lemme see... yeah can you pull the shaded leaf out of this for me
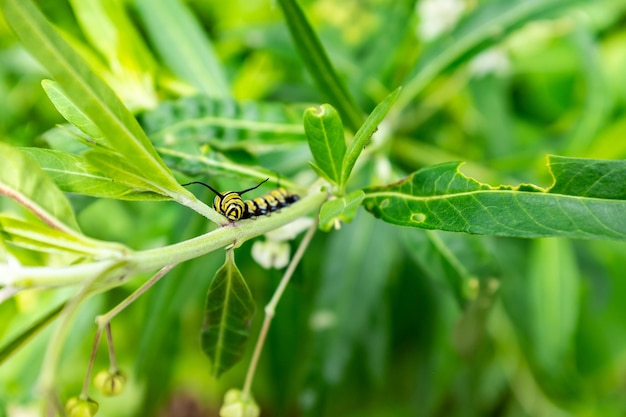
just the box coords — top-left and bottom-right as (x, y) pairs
(527, 238), (580, 375)
(276, 0), (363, 131)
(0, 143), (79, 232)
(318, 190), (364, 232)
(304, 104), (346, 185)
(137, 95), (307, 148)
(201, 250), (255, 377)
(397, 0), (587, 110)
(363, 156), (626, 240)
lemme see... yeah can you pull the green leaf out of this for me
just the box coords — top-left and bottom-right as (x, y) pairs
(304, 104), (346, 185)
(318, 190), (364, 232)
(363, 156), (626, 240)
(396, 0), (585, 111)
(138, 95), (307, 148)
(2, 0), (179, 193)
(134, 0), (230, 98)
(21, 148), (169, 201)
(308, 214), (398, 384)
(527, 238), (579, 376)
(84, 150), (166, 191)
(41, 80), (103, 139)
(0, 143), (79, 232)
(0, 302), (65, 366)
(341, 88), (401, 191)
(0, 214), (126, 257)
(201, 250), (255, 378)
(276, 0), (363, 132)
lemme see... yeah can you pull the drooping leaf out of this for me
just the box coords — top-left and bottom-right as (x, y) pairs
(201, 250), (256, 377)
(134, 0), (230, 98)
(21, 148), (169, 201)
(341, 88), (401, 191)
(304, 104), (346, 185)
(363, 156), (626, 240)
(318, 190), (364, 232)
(0, 143), (79, 232)
(276, 0), (363, 132)
(2, 0), (180, 194)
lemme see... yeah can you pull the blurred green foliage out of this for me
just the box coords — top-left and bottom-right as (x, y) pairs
(2, 0), (626, 416)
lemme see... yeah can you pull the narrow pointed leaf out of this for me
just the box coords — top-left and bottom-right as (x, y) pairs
(201, 251), (255, 377)
(3, 0), (180, 193)
(341, 88), (401, 190)
(0, 302), (65, 365)
(277, 0), (363, 131)
(21, 148), (168, 201)
(134, 0), (229, 98)
(41, 80), (103, 138)
(0, 143), (79, 232)
(304, 104), (346, 185)
(0, 215), (126, 257)
(363, 156), (626, 240)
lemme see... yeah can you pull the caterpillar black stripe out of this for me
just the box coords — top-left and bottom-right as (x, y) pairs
(182, 178), (300, 222)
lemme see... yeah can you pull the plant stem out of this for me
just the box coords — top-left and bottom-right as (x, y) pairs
(95, 264), (176, 327)
(81, 327), (103, 398)
(105, 323), (118, 372)
(241, 214), (320, 399)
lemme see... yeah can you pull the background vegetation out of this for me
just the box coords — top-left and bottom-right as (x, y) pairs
(1, 0), (626, 416)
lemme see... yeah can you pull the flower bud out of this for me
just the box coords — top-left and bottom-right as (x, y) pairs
(219, 389), (260, 417)
(65, 397), (99, 417)
(94, 369), (126, 396)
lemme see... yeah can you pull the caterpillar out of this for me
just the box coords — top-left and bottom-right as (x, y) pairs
(182, 178), (300, 222)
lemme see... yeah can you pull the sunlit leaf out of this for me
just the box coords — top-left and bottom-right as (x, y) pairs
(363, 156), (626, 240)
(21, 148), (169, 201)
(341, 88), (400, 191)
(201, 250), (255, 378)
(304, 104), (346, 185)
(2, 0), (180, 193)
(134, 0), (230, 98)
(41, 80), (103, 139)
(0, 143), (79, 232)
(0, 302), (65, 366)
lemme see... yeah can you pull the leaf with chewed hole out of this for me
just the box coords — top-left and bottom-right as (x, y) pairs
(201, 250), (256, 377)
(363, 156), (626, 240)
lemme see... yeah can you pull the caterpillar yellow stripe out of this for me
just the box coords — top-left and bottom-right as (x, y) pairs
(183, 178), (300, 222)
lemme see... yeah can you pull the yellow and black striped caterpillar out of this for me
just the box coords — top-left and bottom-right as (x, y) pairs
(183, 178), (300, 222)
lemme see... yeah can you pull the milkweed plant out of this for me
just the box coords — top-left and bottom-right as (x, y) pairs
(2, 0), (626, 416)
